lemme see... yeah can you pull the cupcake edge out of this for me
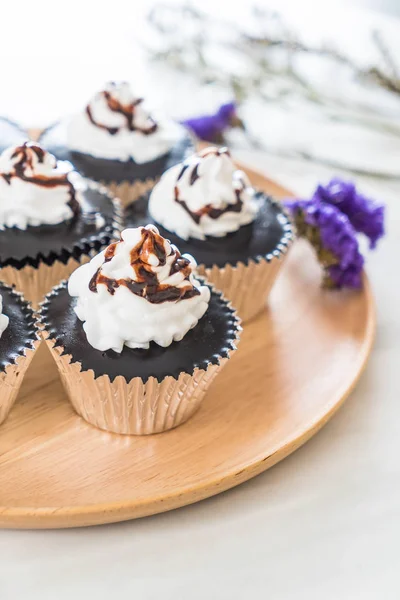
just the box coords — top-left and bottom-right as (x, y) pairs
(0, 283), (40, 425)
(198, 199), (295, 322)
(0, 180), (123, 308)
(37, 281), (241, 435)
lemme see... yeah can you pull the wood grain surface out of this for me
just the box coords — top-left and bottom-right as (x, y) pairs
(0, 168), (375, 529)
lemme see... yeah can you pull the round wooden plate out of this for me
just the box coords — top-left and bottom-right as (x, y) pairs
(0, 167), (375, 529)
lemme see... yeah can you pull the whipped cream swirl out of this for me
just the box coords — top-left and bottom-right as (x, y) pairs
(0, 142), (80, 230)
(0, 295), (9, 338)
(67, 81), (183, 163)
(68, 225), (210, 352)
(149, 147), (257, 240)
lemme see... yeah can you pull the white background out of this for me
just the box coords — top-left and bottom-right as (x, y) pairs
(0, 1), (399, 598)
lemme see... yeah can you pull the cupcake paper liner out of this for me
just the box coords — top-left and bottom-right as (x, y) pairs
(0, 181), (123, 308)
(104, 177), (158, 209)
(44, 340), (225, 434)
(0, 349), (37, 424)
(198, 201), (295, 323)
(38, 282), (241, 435)
(197, 252), (287, 323)
(0, 284), (40, 425)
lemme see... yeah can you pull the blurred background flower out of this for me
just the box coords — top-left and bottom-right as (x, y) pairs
(147, 1), (400, 179)
(181, 102), (243, 144)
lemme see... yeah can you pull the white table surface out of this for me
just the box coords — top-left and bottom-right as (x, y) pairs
(0, 1), (399, 598)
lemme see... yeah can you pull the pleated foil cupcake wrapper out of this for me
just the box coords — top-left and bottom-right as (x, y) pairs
(198, 253), (287, 324)
(198, 203), (295, 323)
(0, 256), (89, 310)
(43, 336), (231, 435)
(0, 283), (40, 425)
(104, 177), (158, 209)
(0, 341), (39, 425)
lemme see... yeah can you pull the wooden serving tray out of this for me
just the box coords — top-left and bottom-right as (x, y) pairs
(0, 167), (375, 528)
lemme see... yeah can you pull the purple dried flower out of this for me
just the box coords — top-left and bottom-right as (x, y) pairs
(285, 177), (385, 290)
(327, 254), (364, 289)
(285, 198), (364, 289)
(181, 102), (242, 144)
(312, 178), (385, 249)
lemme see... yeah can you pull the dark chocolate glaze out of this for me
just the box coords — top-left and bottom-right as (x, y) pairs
(0, 186), (120, 269)
(0, 117), (28, 154)
(125, 191), (293, 268)
(0, 282), (38, 374)
(40, 282), (239, 383)
(38, 122), (194, 184)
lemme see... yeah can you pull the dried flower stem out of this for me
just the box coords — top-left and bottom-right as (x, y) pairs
(147, 3), (400, 179)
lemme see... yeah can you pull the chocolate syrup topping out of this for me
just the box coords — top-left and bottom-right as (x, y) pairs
(2, 142), (80, 217)
(86, 87), (158, 136)
(89, 227), (200, 304)
(174, 147), (246, 225)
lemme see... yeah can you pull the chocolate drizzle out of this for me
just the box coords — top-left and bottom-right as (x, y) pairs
(1, 142), (80, 217)
(86, 83), (158, 136)
(174, 146), (245, 225)
(89, 227), (200, 304)
(189, 163), (200, 185)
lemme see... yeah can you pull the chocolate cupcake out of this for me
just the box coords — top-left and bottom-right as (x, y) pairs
(38, 225), (241, 435)
(0, 117), (27, 153)
(126, 146), (294, 322)
(0, 142), (121, 307)
(39, 81), (194, 209)
(0, 282), (39, 424)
